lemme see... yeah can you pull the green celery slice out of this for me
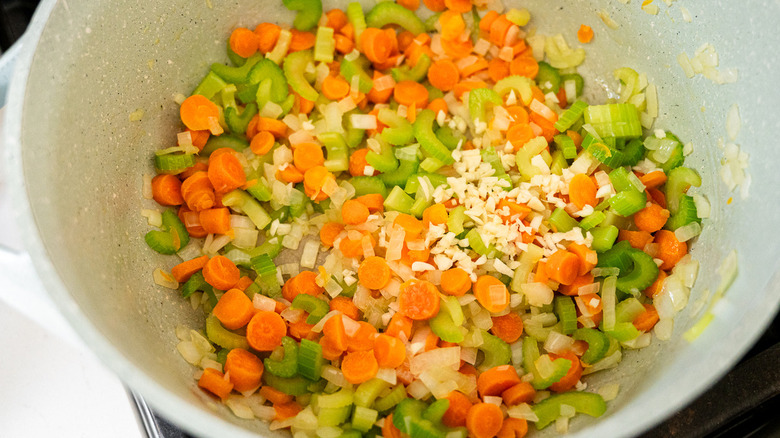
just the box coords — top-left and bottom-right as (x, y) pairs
(365, 1), (425, 34)
(283, 50), (318, 101)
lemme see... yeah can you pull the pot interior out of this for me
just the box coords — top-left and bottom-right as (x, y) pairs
(11, 0), (780, 436)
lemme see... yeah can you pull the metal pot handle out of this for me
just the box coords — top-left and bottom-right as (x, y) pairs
(0, 40), (80, 345)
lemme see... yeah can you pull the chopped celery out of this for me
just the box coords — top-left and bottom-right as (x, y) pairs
(553, 134), (577, 159)
(532, 392), (607, 429)
(404, 173), (448, 194)
(355, 379), (391, 408)
(314, 25), (335, 63)
(281, 0), (322, 31)
(414, 109), (455, 164)
(615, 297), (646, 323)
(478, 330), (511, 371)
(536, 61), (561, 94)
(435, 125), (466, 150)
(318, 405), (352, 427)
(365, 2), (426, 34)
(410, 190), (433, 218)
(608, 189), (647, 216)
(352, 406), (379, 432)
(210, 53), (262, 84)
(297, 339), (324, 381)
(549, 207), (579, 233)
(318, 132), (350, 173)
(264, 336), (299, 378)
(554, 296), (577, 335)
(422, 399), (450, 423)
(584, 103), (643, 139)
(384, 186), (415, 213)
(480, 146), (512, 189)
(378, 108), (415, 146)
(366, 140), (400, 173)
(608, 167), (633, 192)
(292, 293), (330, 324)
(340, 56), (374, 93)
(205, 314), (250, 350)
(373, 385), (407, 412)
(350, 176), (388, 197)
(225, 103), (258, 135)
(666, 195), (700, 230)
(494, 75), (533, 105)
(447, 206), (467, 235)
(144, 209), (189, 255)
(154, 153), (195, 175)
(346, 2), (367, 46)
(345, 124), (366, 149)
(283, 50), (319, 102)
(466, 229), (492, 256)
(264, 373), (315, 396)
(222, 190), (272, 229)
(572, 328), (610, 364)
(597, 242), (659, 293)
(193, 71), (228, 99)
(550, 150), (568, 175)
(560, 73), (584, 98)
(181, 271), (208, 298)
(581, 134), (624, 168)
(579, 211), (606, 231)
(605, 322), (641, 342)
(590, 225), (619, 252)
(621, 138), (645, 166)
(468, 88), (502, 125)
(430, 297), (465, 343)
(522, 338), (570, 390)
(201, 134), (249, 155)
(665, 166), (702, 213)
(419, 157), (444, 173)
(391, 53), (432, 83)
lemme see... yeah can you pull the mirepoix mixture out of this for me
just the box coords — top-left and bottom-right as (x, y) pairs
(142, 0), (704, 436)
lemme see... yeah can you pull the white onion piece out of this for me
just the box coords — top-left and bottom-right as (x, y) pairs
(654, 318), (674, 341)
(153, 268), (179, 289)
(410, 347), (461, 375)
(350, 114), (377, 130)
(543, 331), (575, 354)
(507, 403), (539, 422)
(253, 294), (277, 312)
(674, 222), (702, 242)
(521, 282), (554, 307)
(376, 368), (397, 385)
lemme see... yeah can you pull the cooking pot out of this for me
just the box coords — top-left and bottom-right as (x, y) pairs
(3, 0), (780, 436)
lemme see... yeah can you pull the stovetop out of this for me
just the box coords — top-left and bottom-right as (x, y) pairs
(4, 2), (779, 437)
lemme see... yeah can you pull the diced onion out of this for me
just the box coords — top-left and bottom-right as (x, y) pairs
(520, 282), (553, 307)
(484, 396), (503, 406)
(726, 104), (741, 141)
(674, 222), (702, 242)
(376, 368), (397, 385)
(373, 74), (396, 92)
(654, 318), (674, 341)
(350, 114), (377, 130)
(507, 403), (539, 422)
(253, 294), (277, 312)
(543, 331), (575, 354)
(410, 347), (461, 375)
(153, 268), (179, 289)
(300, 240), (320, 269)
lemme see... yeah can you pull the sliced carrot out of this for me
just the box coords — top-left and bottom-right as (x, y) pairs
(282, 271), (324, 302)
(213, 288), (255, 330)
(545, 250), (581, 286)
(171, 255), (209, 283)
(618, 229), (654, 250)
(199, 207), (232, 235)
(567, 243), (597, 276)
(367, 71), (394, 104)
(427, 98), (449, 118)
(198, 368), (233, 400)
(274, 401), (302, 420)
(361, 27), (393, 64)
(356, 193), (385, 213)
(254, 23), (281, 54)
(548, 351), (583, 393)
(347, 321), (378, 352)
(557, 273), (595, 296)
(334, 33), (355, 54)
(423, 0), (447, 12)
(440, 36), (473, 58)
(359, 256), (392, 290)
(488, 58), (510, 83)
(374, 333), (407, 368)
(342, 199), (371, 225)
(633, 303), (660, 332)
(459, 56), (489, 78)
(259, 386), (293, 405)
(479, 10), (500, 33)
(497, 418), (529, 438)
(338, 231), (375, 258)
(341, 350), (379, 384)
(439, 10), (466, 41)
(496, 199), (531, 224)
(320, 222), (345, 248)
(577, 24), (594, 44)
(302, 165), (334, 199)
(477, 364), (521, 398)
(509, 55), (539, 79)
(474, 275), (510, 313)
(329, 296), (361, 321)
(643, 270), (668, 298)
(234, 276), (254, 292)
(467, 403), (504, 438)
(229, 27), (259, 58)
(208, 149), (247, 194)
(647, 187), (667, 208)
(501, 381), (536, 406)
(566, 129), (583, 147)
(440, 267), (472, 296)
(398, 279), (441, 320)
(445, 0), (473, 13)
(383, 413), (403, 438)
(277, 164), (305, 184)
(322, 75), (351, 100)
(203, 255), (240, 290)
(340, 22), (354, 40)
(639, 170), (668, 189)
(442, 391), (473, 428)
(428, 59), (460, 92)
(506, 123), (535, 150)
(654, 230), (687, 270)
(246, 311), (287, 351)
(398, 0), (420, 10)
(178, 160), (209, 181)
(452, 80), (486, 99)
(421, 204), (447, 227)
(257, 117), (288, 138)
(289, 29), (316, 52)
(322, 315), (348, 353)
(569, 173), (598, 208)
(634, 203), (670, 233)
(385, 312), (414, 340)
(178, 205), (208, 238)
(292, 143), (325, 174)
(151, 174), (184, 206)
(250, 130), (275, 155)
(225, 348), (264, 392)
(394, 213), (424, 239)
(180, 95), (220, 131)
(325, 9), (348, 31)
(490, 312), (524, 343)
(394, 80), (429, 108)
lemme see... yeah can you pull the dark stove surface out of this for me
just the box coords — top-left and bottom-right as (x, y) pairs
(4, 1), (779, 437)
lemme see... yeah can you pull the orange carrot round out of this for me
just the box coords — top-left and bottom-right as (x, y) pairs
(347, 321), (378, 352)
(320, 222), (345, 248)
(618, 229), (654, 250)
(258, 117), (288, 138)
(341, 350), (379, 384)
(374, 333), (407, 368)
(633, 303), (660, 332)
(329, 296), (361, 321)
(187, 129), (210, 150)
(361, 28), (393, 64)
(198, 368), (233, 400)
(577, 24), (594, 44)
(325, 9), (348, 31)
(467, 402), (504, 438)
(213, 288), (255, 330)
(643, 270), (668, 298)
(203, 255), (240, 290)
(569, 173), (597, 209)
(282, 270), (324, 302)
(393, 213), (424, 239)
(477, 364), (521, 398)
(199, 207), (232, 235)
(246, 311), (287, 351)
(488, 58), (510, 83)
(440, 267), (472, 296)
(442, 390), (472, 428)
(334, 33), (355, 54)
(427, 98), (449, 118)
(423, 0), (446, 12)
(422, 203), (448, 227)
(208, 150), (247, 194)
(383, 413), (403, 438)
(225, 348), (264, 392)
(444, 0), (472, 13)
(501, 381), (536, 406)
(342, 199), (370, 225)
(633, 203), (670, 233)
(322, 75), (351, 100)
(274, 401), (302, 420)
(229, 27), (259, 58)
(356, 193), (385, 213)
(250, 130), (275, 155)
(557, 273), (595, 296)
(171, 255), (209, 284)
(474, 275), (510, 313)
(654, 229), (688, 270)
(394, 80), (429, 108)
(359, 256), (392, 290)
(349, 148), (378, 177)
(567, 243), (597, 276)
(497, 418), (529, 438)
(254, 23), (281, 53)
(490, 313), (524, 343)
(289, 29), (316, 52)
(338, 231), (374, 258)
(180, 95), (220, 131)
(548, 351), (583, 393)
(427, 59), (460, 92)
(509, 55), (539, 79)
(507, 123), (535, 150)
(293, 143), (325, 173)
(398, 279), (440, 320)
(259, 386), (293, 405)
(152, 174), (185, 206)
(384, 312), (413, 340)
(545, 250), (581, 286)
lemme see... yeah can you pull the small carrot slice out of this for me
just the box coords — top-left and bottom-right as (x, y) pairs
(180, 95), (220, 131)
(440, 267), (472, 296)
(325, 9), (348, 31)
(383, 413), (403, 438)
(246, 311), (287, 351)
(289, 29), (316, 52)
(329, 296), (361, 321)
(151, 174), (185, 206)
(292, 142), (325, 173)
(341, 350), (379, 384)
(490, 312), (524, 343)
(548, 351), (583, 393)
(213, 288), (255, 330)
(428, 59), (460, 92)
(397, 279), (441, 320)
(569, 173), (598, 209)
(322, 75), (351, 100)
(171, 255), (209, 283)
(557, 273), (595, 296)
(393, 213), (424, 239)
(509, 55), (539, 79)
(360, 28), (393, 64)
(467, 403), (504, 438)
(488, 58), (510, 83)
(259, 386), (293, 404)
(634, 203), (670, 233)
(320, 222), (345, 248)
(198, 368), (233, 400)
(633, 303), (660, 332)
(229, 27), (259, 58)
(250, 130), (275, 155)
(394, 80), (429, 108)
(225, 348), (264, 392)
(282, 271), (324, 302)
(208, 150), (247, 194)
(203, 255), (240, 290)
(545, 250), (581, 286)
(359, 256), (392, 290)
(347, 321), (378, 352)
(342, 199), (370, 225)
(497, 418), (529, 438)
(274, 401), (302, 420)
(474, 275), (510, 313)
(654, 230), (688, 270)
(423, 0), (446, 12)
(254, 23), (281, 54)
(477, 364), (521, 398)
(445, 0), (473, 13)
(199, 207), (232, 235)
(374, 333), (407, 368)
(442, 390), (473, 428)
(257, 117), (288, 138)
(356, 193), (385, 213)
(567, 243), (597, 276)
(501, 381), (536, 406)
(577, 24), (594, 44)
(639, 170), (667, 189)
(385, 312), (414, 340)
